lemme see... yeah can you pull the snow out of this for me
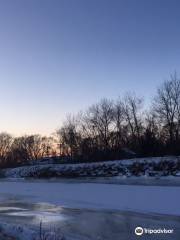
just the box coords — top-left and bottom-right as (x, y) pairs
(175, 171), (180, 176)
(3, 155), (180, 179)
(0, 222), (64, 240)
(0, 181), (179, 216)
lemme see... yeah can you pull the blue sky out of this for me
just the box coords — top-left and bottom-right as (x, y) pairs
(0, 0), (180, 135)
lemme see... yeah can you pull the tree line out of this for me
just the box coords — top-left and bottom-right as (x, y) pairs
(57, 73), (180, 161)
(1, 73), (180, 167)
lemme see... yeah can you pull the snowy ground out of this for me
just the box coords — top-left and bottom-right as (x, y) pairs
(0, 180), (179, 239)
(3, 156), (180, 179)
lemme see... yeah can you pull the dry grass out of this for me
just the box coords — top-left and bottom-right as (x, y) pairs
(37, 221), (65, 240)
(0, 231), (17, 240)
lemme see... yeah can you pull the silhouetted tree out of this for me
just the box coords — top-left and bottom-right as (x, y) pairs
(153, 73), (180, 152)
(123, 93), (144, 150)
(0, 133), (13, 165)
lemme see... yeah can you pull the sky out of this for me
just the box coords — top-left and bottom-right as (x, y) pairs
(0, 0), (180, 135)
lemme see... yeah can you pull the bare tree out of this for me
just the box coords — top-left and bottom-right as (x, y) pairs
(153, 73), (180, 144)
(0, 132), (13, 165)
(85, 98), (114, 151)
(113, 98), (125, 148)
(57, 115), (81, 158)
(11, 135), (53, 163)
(11, 136), (29, 163)
(123, 93), (144, 145)
(26, 135), (54, 160)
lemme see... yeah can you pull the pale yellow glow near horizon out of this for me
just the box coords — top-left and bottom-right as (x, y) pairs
(0, 126), (56, 137)
(0, 118), (63, 137)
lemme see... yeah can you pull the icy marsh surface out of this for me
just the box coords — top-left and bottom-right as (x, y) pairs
(0, 180), (179, 239)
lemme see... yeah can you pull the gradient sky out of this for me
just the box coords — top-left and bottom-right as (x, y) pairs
(0, 0), (180, 135)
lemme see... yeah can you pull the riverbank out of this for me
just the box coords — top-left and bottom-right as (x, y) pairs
(2, 156), (180, 179)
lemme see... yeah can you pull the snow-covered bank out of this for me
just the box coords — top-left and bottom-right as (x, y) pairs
(2, 156), (180, 179)
(0, 181), (179, 216)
